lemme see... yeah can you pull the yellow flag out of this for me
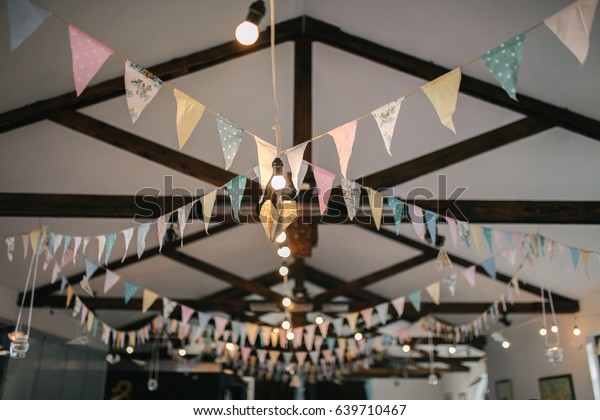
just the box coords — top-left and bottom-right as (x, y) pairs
(66, 285), (74, 308)
(29, 229), (40, 253)
(366, 187), (384, 230)
(426, 282), (441, 305)
(345, 312), (359, 333)
(86, 311), (95, 332)
(200, 190), (217, 234)
(470, 224), (483, 254)
(246, 323), (259, 346)
(173, 89), (205, 150)
(142, 289), (159, 313)
(421, 68), (461, 134)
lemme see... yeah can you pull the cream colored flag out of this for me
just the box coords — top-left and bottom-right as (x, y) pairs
(142, 289), (159, 313)
(426, 282), (441, 305)
(345, 312), (360, 333)
(470, 224), (483, 255)
(545, 0), (598, 64)
(254, 136), (278, 189)
(420, 68), (461, 134)
(173, 89), (205, 150)
(366, 187), (384, 230)
(200, 190), (217, 234)
(66, 285), (75, 308)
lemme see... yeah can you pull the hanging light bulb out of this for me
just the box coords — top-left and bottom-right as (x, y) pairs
(286, 330), (295, 341)
(279, 263), (289, 276)
(275, 232), (287, 244)
(270, 157), (286, 191)
(281, 296), (292, 308)
(573, 325), (581, 336)
(277, 246), (291, 258)
(315, 315), (324, 325)
(178, 348), (187, 357)
(551, 324), (559, 333)
(126, 346), (134, 354)
(354, 332), (363, 341)
(448, 345), (457, 355)
(501, 340), (510, 349)
(427, 373), (439, 386)
(402, 344), (411, 353)
(545, 345), (564, 365)
(539, 326), (548, 336)
(281, 319), (291, 330)
(235, 0), (265, 46)
(225, 342), (235, 351)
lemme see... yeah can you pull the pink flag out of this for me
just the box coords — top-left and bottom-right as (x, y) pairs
(445, 216), (458, 247)
(391, 296), (405, 318)
(360, 307), (374, 329)
(296, 351), (307, 373)
(181, 305), (195, 325)
(293, 326), (304, 348)
(68, 25), (113, 96)
(241, 347), (252, 364)
(313, 336), (324, 352)
(329, 120), (357, 178)
(303, 325), (316, 351)
(104, 269), (121, 293)
(80, 305), (88, 326)
(313, 165), (336, 215)
(462, 265), (476, 287)
(21, 233), (29, 259)
(260, 326), (273, 347)
(157, 214), (169, 252)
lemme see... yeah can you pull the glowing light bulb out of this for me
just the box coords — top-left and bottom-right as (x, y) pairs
(273, 328), (279, 334)
(270, 175), (286, 191)
(573, 326), (581, 336)
(178, 348), (187, 357)
(354, 332), (363, 341)
(448, 345), (456, 355)
(126, 346), (134, 354)
(315, 316), (324, 325)
(551, 324), (559, 333)
(282, 297), (292, 308)
(539, 326), (547, 336)
(402, 344), (411, 353)
(235, 21), (259, 45)
(277, 246), (291, 258)
(281, 320), (291, 330)
(427, 374), (438, 386)
(225, 342), (235, 351)
(501, 340), (510, 349)
(279, 265), (289, 276)
(286, 331), (295, 341)
(275, 232), (287, 244)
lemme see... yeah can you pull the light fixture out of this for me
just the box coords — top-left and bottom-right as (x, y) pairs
(279, 263), (289, 277)
(545, 345), (564, 365)
(281, 296), (292, 308)
(178, 348), (187, 357)
(277, 246), (291, 258)
(427, 373), (439, 386)
(573, 325), (581, 336)
(275, 231), (287, 244)
(315, 315), (324, 325)
(501, 340), (510, 349)
(286, 330), (295, 341)
(126, 346), (134, 354)
(270, 157), (286, 191)
(539, 326), (548, 336)
(402, 344), (411, 353)
(281, 319), (291, 330)
(448, 345), (457, 355)
(235, 0), (266, 46)
(551, 324), (559, 333)
(225, 342), (235, 351)
(354, 332), (363, 341)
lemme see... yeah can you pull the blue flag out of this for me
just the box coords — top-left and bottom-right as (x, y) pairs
(483, 227), (493, 253)
(424, 211), (437, 244)
(216, 115), (244, 170)
(570, 247), (580, 270)
(104, 232), (117, 265)
(481, 256), (496, 279)
(84, 258), (100, 279)
(123, 281), (139, 304)
(226, 174), (247, 221)
(408, 290), (422, 312)
(480, 32), (526, 100)
(387, 197), (405, 236)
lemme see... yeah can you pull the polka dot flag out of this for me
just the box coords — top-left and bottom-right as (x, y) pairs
(480, 32), (527, 101)
(216, 115), (244, 170)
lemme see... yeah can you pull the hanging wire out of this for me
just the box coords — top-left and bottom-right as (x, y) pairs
(14, 230), (44, 339)
(269, 0), (282, 154)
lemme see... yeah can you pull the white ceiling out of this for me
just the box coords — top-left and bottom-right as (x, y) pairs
(0, 0), (599, 337)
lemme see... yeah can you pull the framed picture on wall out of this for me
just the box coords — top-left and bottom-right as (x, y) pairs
(495, 379), (513, 400)
(538, 374), (575, 400)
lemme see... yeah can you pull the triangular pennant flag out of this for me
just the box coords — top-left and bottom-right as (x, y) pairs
(581, 250), (591, 275)
(481, 256), (496, 279)
(84, 258), (100, 279)
(254, 136), (278, 190)
(136, 223), (150, 259)
(173, 89), (205, 149)
(162, 297), (176, 319)
(365, 187), (384, 230)
(480, 33), (526, 100)
(387, 197), (405, 236)
(256, 349), (267, 365)
(337, 338), (347, 355)
(326, 337), (336, 352)
(345, 312), (359, 333)
(443, 274), (458, 297)
(216, 115), (244, 170)
(51, 262), (61, 284)
(332, 318), (344, 336)
(198, 312), (212, 329)
(103, 270), (121, 294)
(157, 214), (170, 253)
(29, 229), (40, 253)
(482, 227), (494, 253)
(445, 216), (458, 247)
(511, 274), (521, 295)
(121, 228), (134, 262)
(178, 203), (193, 246)
(52, 233), (62, 255)
(426, 282), (441, 305)
(412, 206), (426, 240)
(61, 276), (68, 293)
(80, 276), (94, 297)
(318, 320), (330, 338)
(226, 175), (247, 221)
(7, 0), (51, 51)
(180, 305), (195, 325)
(420, 68), (462, 133)
(200, 190), (217, 234)
(303, 325), (316, 352)
(371, 97), (404, 156)
(375, 302), (389, 325)
(125, 60), (162, 123)
(65, 285), (75, 308)
(285, 142), (309, 191)
(260, 325), (273, 346)
(391, 296), (405, 318)
(123, 281), (138, 304)
(68, 25), (113, 96)
(313, 165), (336, 215)
(21, 233), (29, 258)
(142, 289), (159, 313)
(408, 290), (421, 312)
(570, 246), (580, 269)
(246, 323), (259, 346)
(424, 211), (437, 244)
(545, 0), (598, 64)
(79, 304), (88, 325)
(241, 347), (252, 364)
(329, 120), (357, 178)
(360, 308), (374, 330)
(268, 350), (280, 364)
(314, 336), (324, 352)
(341, 179), (361, 221)
(470, 225), (483, 254)
(309, 351), (320, 365)
(214, 316), (229, 340)
(82, 236), (91, 255)
(435, 248), (453, 270)
(5, 235), (15, 262)
(104, 232), (117, 265)
(62, 235), (72, 259)
(293, 327), (304, 348)
(462, 265), (476, 287)
(295, 351), (307, 371)
(96, 235), (106, 264)
(504, 248), (518, 267)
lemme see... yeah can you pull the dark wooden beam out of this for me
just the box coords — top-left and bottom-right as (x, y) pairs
(307, 17), (600, 141)
(362, 117), (555, 189)
(294, 21), (313, 161)
(355, 224), (579, 311)
(0, 18), (303, 134)
(350, 366), (469, 377)
(201, 270), (284, 301)
(312, 253), (434, 303)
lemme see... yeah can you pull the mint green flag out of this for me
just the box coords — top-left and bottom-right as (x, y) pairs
(480, 33), (526, 100)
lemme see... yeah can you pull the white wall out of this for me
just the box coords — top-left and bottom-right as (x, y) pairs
(486, 291), (600, 400)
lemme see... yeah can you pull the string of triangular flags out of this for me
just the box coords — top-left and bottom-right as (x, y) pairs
(7, 0), (598, 172)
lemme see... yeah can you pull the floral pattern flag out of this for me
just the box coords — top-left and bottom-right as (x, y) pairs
(329, 120), (358, 178)
(125, 60), (162, 123)
(216, 115), (244, 170)
(5, 236), (14, 262)
(68, 25), (113, 96)
(371, 97), (404, 156)
(480, 33), (526, 100)
(341, 178), (361, 221)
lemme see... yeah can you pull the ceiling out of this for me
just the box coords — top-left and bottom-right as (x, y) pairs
(0, 0), (599, 366)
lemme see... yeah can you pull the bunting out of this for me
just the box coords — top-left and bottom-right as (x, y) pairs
(366, 187), (384, 230)
(443, 274), (457, 297)
(420, 68), (461, 133)
(313, 165), (336, 215)
(216, 115), (244, 170)
(375, 302), (389, 325)
(68, 25), (113, 96)
(360, 307), (374, 329)
(123, 281), (138, 304)
(570, 246), (580, 269)
(426, 282), (441, 305)
(104, 269), (121, 294)
(80, 276), (94, 297)
(121, 228), (134, 262)
(7, 0), (51, 51)
(200, 190), (217, 234)
(180, 305), (195, 325)
(178, 203), (193, 246)
(481, 33), (526, 100)
(371, 97), (404, 156)
(226, 174), (247, 221)
(482, 256), (496, 279)
(341, 179), (361, 221)
(162, 297), (177, 319)
(462, 265), (476, 287)
(84, 258), (99, 279)
(285, 142), (309, 191)
(329, 120), (358, 178)
(387, 197), (405, 236)
(424, 211), (437, 244)
(390, 296), (405, 318)
(254, 136), (278, 190)
(125, 60), (162, 123)
(136, 223), (150, 258)
(104, 232), (117, 265)
(173, 89), (206, 149)
(345, 312), (359, 333)
(408, 290), (421, 312)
